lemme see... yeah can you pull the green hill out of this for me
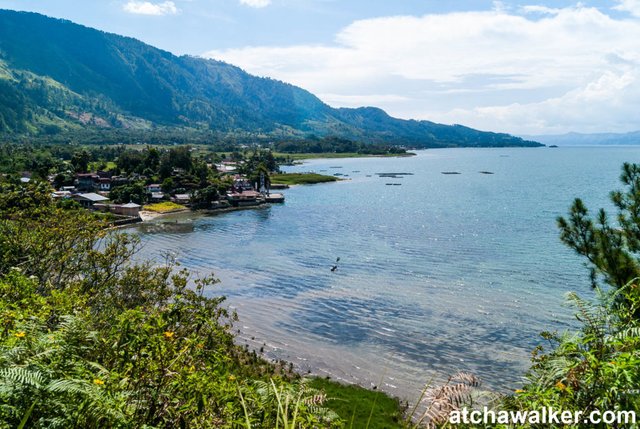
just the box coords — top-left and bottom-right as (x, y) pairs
(0, 9), (541, 148)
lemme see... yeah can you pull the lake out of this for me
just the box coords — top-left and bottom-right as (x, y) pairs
(128, 146), (640, 399)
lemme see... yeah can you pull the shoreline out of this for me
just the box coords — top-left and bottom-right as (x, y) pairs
(276, 151), (417, 163)
(137, 203), (274, 223)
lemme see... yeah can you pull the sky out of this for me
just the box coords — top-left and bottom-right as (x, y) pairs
(0, 0), (639, 135)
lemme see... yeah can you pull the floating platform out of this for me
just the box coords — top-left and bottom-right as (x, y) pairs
(265, 193), (285, 203)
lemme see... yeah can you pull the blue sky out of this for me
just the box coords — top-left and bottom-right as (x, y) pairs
(0, 0), (639, 135)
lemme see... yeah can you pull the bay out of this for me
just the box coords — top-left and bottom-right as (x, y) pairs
(128, 146), (640, 399)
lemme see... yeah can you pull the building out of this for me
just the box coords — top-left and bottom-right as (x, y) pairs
(98, 177), (111, 191)
(111, 176), (129, 188)
(51, 190), (72, 199)
(150, 192), (165, 202)
(147, 184), (162, 193)
(76, 174), (99, 192)
(72, 192), (109, 209)
(226, 190), (263, 207)
(172, 194), (191, 205)
(107, 202), (142, 217)
(232, 175), (254, 192)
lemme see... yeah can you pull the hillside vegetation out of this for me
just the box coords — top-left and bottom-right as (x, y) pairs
(0, 9), (541, 148)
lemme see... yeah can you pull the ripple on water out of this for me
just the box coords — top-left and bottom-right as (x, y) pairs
(129, 147), (640, 398)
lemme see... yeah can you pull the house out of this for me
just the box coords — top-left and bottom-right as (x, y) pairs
(98, 178), (111, 191)
(147, 184), (162, 193)
(215, 163), (237, 174)
(111, 176), (129, 188)
(72, 192), (109, 209)
(20, 172), (32, 183)
(232, 175), (254, 192)
(226, 190), (263, 207)
(76, 174), (99, 192)
(105, 202), (142, 217)
(51, 190), (72, 199)
(172, 194), (191, 204)
(150, 192), (165, 202)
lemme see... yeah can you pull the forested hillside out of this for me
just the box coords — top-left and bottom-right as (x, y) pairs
(0, 10), (541, 148)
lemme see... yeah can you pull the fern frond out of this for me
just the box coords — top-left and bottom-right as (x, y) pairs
(0, 367), (46, 388)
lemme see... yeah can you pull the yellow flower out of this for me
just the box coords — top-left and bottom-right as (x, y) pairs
(14, 331), (25, 338)
(555, 381), (567, 391)
(163, 331), (175, 339)
(189, 365), (196, 372)
(515, 389), (525, 394)
(228, 375), (236, 382)
(93, 379), (105, 386)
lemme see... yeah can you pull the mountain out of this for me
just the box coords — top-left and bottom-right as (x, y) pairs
(522, 132), (640, 146)
(0, 9), (541, 148)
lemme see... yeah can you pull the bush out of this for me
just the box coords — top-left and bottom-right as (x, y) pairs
(0, 183), (343, 428)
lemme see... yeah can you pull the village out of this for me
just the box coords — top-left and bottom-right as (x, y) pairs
(24, 146), (287, 225)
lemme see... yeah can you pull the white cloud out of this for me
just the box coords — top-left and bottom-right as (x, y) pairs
(614, 0), (640, 17)
(123, 1), (179, 16)
(239, 0), (271, 8)
(427, 69), (640, 135)
(204, 4), (640, 134)
(521, 5), (561, 15)
(317, 93), (410, 108)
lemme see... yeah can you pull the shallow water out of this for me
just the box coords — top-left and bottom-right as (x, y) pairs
(129, 147), (640, 399)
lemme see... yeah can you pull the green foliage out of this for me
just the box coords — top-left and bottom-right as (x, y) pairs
(239, 379), (342, 428)
(496, 286), (640, 429)
(0, 182), (345, 427)
(71, 149), (91, 173)
(558, 162), (640, 295)
(191, 186), (222, 209)
(310, 378), (405, 429)
(238, 149), (278, 175)
(273, 137), (409, 155)
(108, 182), (146, 204)
(457, 163), (640, 429)
(270, 173), (340, 185)
(0, 10), (541, 148)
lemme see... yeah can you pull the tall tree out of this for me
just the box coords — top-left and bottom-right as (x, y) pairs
(558, 162), (640, 299)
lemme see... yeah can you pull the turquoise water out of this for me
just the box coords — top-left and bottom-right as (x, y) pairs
(130, 147), (640, 398)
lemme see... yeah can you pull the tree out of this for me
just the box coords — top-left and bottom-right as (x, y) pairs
(70, 149), (91, 173)
(191, 185), (219, 209)
(116, 149), (145, 174)
(493, 163), (640, 429)
(0, 181), (341, 428)
(109, 182), (146, 204)
(558, 162), (640, 295)
(143, 146), (160, 171)
(161, 177), (174, 194)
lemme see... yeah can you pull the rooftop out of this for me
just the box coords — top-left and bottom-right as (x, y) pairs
(75, 193), (109, 202)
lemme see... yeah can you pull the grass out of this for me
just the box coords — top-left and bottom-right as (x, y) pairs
(309, 378), (405, 429)
(142, 201), (187, 213)
(270, 173), (340, 185)
(88, 161), (117, 171)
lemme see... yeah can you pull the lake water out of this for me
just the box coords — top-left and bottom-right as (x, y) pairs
(129, 147), (640, 399)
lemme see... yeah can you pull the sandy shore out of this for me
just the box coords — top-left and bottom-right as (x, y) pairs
(138, 208), (190, 221)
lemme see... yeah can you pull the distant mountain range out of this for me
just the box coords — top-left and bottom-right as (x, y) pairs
(0, 9), (541, 148)
(521, 132), (640, 146)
